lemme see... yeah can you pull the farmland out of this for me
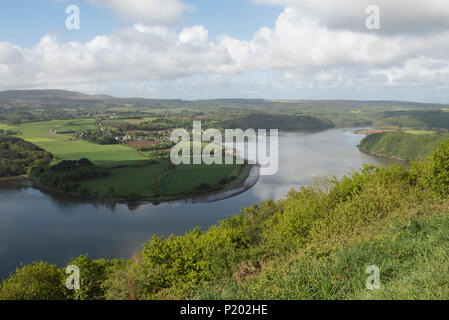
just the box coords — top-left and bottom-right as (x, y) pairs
(0, 118), (253, 201)
(159, 164), (242, 195)
(0, 120), (144, 168)
(82, 162), (247, 199)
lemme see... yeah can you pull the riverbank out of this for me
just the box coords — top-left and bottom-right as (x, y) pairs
(26, 163), (257, 206)
(117, 163), (258, 205)
(358, 131), (449, 162)
(0, 175), (29, 182)
(354, 129), (393, 135)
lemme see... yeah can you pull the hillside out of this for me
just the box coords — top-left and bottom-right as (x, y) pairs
(359, 131), (449, 161)
(1, 137), (448, 300)
(1, 89), (448, 110)
(0, 136), (53, 177)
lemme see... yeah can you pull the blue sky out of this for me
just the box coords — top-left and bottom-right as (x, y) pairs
(1, 0), (449, 102)
(0, 0), (281, 46)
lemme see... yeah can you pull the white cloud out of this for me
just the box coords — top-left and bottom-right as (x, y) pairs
(1, 4), (449, 101)
(89, 0), (192, 24)
(371, 57), (449, 87)
(252, 0), (449, 34)
(179, 25), (208, 44)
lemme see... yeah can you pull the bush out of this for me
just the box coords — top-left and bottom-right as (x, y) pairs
(424, 139), (449, 196)
(0, 262), (66, 300)
(65, 255), (123, 300)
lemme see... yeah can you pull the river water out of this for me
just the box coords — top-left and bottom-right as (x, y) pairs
(0, 128), (388, 279)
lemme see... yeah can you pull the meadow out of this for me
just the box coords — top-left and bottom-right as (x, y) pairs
(159, 164), (241, 195)
(83, 162), (245, 198)
(83, 162), (168, 197)
(0, 120), (144, 168)
(404, 130), (437, 135)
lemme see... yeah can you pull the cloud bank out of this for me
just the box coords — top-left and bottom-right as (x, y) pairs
(1, 1), (449, 101)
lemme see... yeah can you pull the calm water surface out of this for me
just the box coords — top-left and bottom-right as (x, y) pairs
(0, 128), (388, 279)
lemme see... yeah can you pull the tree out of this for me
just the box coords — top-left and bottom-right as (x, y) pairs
(0, 262), (66, 300)
(425, 139), (449, 196)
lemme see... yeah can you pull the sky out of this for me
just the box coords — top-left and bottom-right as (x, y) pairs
(1, 0), (449, 102)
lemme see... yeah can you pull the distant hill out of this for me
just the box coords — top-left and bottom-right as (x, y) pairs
(1, 89), (448, 111)
(0, 90), (116, 110)
(0, 90), (112, 101)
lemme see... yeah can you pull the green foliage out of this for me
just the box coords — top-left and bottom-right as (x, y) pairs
(106, 224), (251, 299)
(65, 255), (123, 300)
(37, 159), (109, 195)
(0, 262), (66, 300)
(219, 113), (334, 131)
(359, 131), (449, 161)
(422, 139), (449, 196)
(78, 128), (119, 145)
(199, 206), (449, 300)
(374, 110), (449, 129)
(0, 136), (53, 177)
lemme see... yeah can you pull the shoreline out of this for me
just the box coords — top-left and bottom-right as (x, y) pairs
(117, 163), (260, 205)
(4, 163), (259, 206)
(358, 146), (409, 164)
(0, 175), (30, 182)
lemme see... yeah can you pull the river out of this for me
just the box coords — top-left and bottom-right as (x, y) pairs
(0, 128), (389, 280)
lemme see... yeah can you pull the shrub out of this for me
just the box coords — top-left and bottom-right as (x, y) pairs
(423, 139), (449, 196)
(0, 262), (66, 300)
(65, 255), (123, 300)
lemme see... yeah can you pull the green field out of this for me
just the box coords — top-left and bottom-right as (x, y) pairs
(83, 162), (245, 198)
(404, 130), (436, 135)
(53, 119), (98, 133)
(83, 162), (168, 197)
(159, 164), (241, 195)
(0, 120), (144, 168)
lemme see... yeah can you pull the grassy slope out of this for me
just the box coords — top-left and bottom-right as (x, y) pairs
(359, 132), (449, 161)
(198, 199), (449, 300)
(0, 121), (144, 168)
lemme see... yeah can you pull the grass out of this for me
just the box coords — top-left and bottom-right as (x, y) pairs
(404, 130), (436, 135)
(83, 162), (248, 199)
(53, 119), (97, 133)
(83, 162), (168, 197)
(159, 164), (241, 195)
(197, 200), (449, 300)
(1, 120), (144, 168)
